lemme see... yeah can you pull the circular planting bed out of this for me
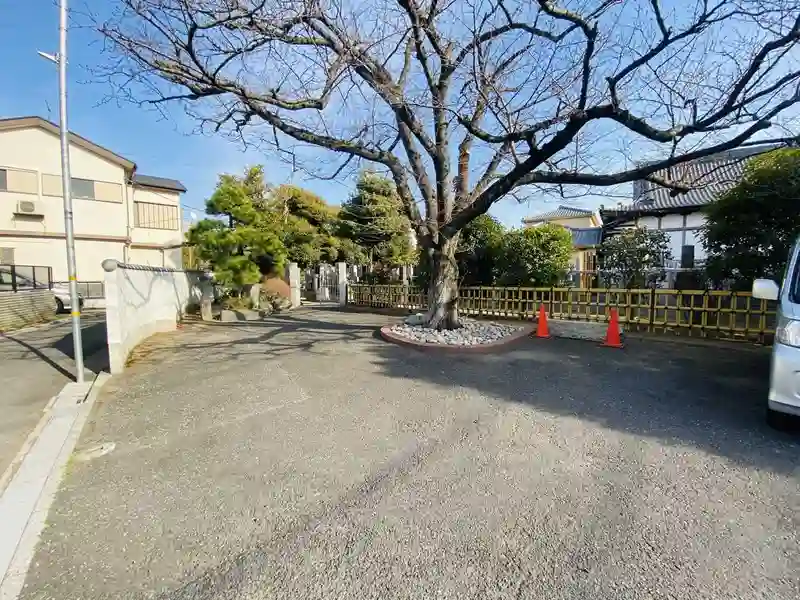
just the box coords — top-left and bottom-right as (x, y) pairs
(380, 318), (535, 352)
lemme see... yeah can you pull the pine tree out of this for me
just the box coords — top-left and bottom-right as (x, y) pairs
(338, 171), (415, 268)
(187, 167), (286, 289)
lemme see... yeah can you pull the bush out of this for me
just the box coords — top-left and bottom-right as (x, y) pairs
(600, 228), (673, 288)
(703, 148), (800, 286)
(261, 276), (291, 299)
(495, 224), (573, 286)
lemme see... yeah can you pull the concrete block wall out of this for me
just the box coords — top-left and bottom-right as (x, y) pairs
(103, 260), (207, 374)
(0, 290), (56, 331)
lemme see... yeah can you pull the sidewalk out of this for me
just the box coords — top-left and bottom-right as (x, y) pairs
(0, 313), (107, 486)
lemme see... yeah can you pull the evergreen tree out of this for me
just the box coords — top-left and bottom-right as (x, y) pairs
(339, 171), (415, 268)
(704, 149), (800, 286)
(268, 184), (343, 268)
(187, 167), (286, 289)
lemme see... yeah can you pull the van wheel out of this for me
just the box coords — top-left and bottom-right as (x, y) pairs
(767, 407), (795, 431)
(55, 298), (64, 313)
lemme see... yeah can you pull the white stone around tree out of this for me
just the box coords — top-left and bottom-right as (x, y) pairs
(389, 318), (520, 346)
(404, 313), (427, 325)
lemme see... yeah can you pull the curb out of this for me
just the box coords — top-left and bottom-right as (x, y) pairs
(0, 372), (110, 600)
(379, 323), (536, 353)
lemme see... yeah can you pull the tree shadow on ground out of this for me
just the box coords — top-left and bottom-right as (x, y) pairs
(164, 310), (388, 361)
(158, 307), (799, 476)
(0, 314), (109, 381)
(368, 323), (800, 477)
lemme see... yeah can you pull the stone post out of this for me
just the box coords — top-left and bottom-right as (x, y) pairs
(337, 262), (347, 306)
(199, 277), (214, 322)
(101, 258), (124, 374)
(400, 265), (410, 285)
(311, 265), (320, 301)
(247, 283), (261, 309)
(288, 262), (301, 308)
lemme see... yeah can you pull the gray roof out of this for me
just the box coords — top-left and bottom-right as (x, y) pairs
(132, 173), (187, 193)
(626, 144), (783, 211)
(523, 205), (593, 223)
(569, 227), (603, 248)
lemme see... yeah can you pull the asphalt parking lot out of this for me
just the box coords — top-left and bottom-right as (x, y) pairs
(19, 308), (800, 600)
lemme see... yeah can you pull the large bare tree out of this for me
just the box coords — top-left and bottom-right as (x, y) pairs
(99, 0), (800, 328)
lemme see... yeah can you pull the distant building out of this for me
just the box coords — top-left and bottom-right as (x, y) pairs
(522, 205), (603, 285)
(0, 116), (186, 282)
(600, 144), (782, 268)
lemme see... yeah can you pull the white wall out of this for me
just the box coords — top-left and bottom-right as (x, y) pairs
(103, 261), (206, 373)
(1, 236), (124, 281)
(0, 127), (128, 237)
(637, 216), (660, 229)
(162, 247), (183, 269)
(128, 186), (183, 248)
(128, 247), (165, 268)
(620, 210), (708, 263)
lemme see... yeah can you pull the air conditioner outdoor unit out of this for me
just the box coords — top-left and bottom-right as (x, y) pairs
(16, 200), (44, 216)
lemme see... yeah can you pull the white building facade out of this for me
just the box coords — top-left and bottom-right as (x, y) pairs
(0, 116), (185, 283)
(601, 144), (782, 267)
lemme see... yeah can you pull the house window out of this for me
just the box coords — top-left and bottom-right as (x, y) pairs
(71, 178), (95, 199)
(41, 174), (122, 202)
(134, 201), (179, 230)
(0, 167), (38, 195)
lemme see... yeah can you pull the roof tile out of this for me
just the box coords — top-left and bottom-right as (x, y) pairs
(523, 204), (594, 223)
(623, 144), (783, 211)
(132, 173), (187, 192)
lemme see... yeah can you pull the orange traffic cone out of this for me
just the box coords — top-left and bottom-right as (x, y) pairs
(602, 308), (623, 348)
(535, 304), (551, 338)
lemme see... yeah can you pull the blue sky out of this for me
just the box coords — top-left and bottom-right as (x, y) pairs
(0, 1), (608, 229)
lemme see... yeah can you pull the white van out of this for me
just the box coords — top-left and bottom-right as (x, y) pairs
(752, 243), (800, 427)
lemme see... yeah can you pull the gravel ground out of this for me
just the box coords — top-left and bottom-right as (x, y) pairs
(19, 308), (800, 600)
(389, 317), (520, 345)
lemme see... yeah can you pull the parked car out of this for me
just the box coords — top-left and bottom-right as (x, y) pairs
(752, 242), (800, 427)
(0, 267), (83, 313)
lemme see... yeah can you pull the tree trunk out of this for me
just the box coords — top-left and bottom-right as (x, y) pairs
(425, 237), (460, 330)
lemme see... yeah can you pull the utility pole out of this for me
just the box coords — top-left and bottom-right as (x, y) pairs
(39, 0), (84, 382)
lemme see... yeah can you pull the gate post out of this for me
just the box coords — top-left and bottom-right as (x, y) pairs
(288, 262), (301, 308)
(312, 265), (320, 300)
(337, 262), (347, 306)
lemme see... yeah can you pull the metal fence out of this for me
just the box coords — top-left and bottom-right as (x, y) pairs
(53, 280), (105, 299)
(347, 284), (777, 343)
(0, 264), (53, 292)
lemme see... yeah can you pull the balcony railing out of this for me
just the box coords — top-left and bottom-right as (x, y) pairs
(0, 264), (53, 292)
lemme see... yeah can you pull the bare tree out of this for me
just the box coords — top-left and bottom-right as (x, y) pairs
(99, 0), (800, 329)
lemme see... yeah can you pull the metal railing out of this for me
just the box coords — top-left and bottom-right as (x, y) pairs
(53, 280), (105, 299)
(347, 284), (777, 343)
(0, 264), (53, 292)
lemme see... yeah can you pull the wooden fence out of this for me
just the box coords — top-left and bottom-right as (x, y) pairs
(347, 284), (777, 343)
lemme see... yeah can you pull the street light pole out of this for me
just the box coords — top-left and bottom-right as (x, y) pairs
(43, 0), (84, 382)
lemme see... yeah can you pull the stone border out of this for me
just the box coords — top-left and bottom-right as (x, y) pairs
(379, 323), (536, 353)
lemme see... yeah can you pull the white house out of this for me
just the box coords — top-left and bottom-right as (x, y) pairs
(0, 116), (185, 283)
(600, 144), (781, 267)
